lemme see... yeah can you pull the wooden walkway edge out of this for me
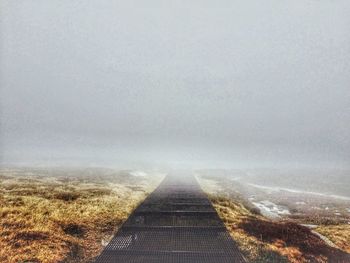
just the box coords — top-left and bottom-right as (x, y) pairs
(94, 172), (246, 263)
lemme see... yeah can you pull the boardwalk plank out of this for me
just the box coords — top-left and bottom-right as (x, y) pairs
(95, 173), (246, 263)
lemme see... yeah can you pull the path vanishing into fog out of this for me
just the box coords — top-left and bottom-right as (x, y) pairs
(95, 172), (246, 263)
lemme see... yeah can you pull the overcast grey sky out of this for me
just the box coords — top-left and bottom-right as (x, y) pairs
(1, 0), (350, 168)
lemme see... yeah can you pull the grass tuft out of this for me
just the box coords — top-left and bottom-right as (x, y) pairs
(0, 168), (163, 263)
(197, 175), (350, 263)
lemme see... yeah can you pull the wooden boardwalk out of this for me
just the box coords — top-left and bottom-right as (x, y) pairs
(95, 173), (246, 263)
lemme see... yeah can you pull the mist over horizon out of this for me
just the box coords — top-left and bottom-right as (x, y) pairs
(1, 0), (350, 169)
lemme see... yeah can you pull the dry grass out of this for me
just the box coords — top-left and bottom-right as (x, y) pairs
(0, 168), (163, 263)
(210, 195), (290, 262)
(315, 224), (350, 253)
(197, 176), (350, 263)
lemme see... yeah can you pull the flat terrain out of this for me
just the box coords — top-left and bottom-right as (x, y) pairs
(1, 167), (349, 263)
(196, 171), (350, 263)
(95, 173), (246, 263)
(0, 167), (163, 263)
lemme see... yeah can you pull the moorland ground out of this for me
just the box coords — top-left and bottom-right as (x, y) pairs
(1, 167), (349, 263)
(0, 167), (163, 263)
(196, 172), (350, 263)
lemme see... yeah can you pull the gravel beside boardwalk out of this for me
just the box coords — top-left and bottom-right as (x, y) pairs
(95, 172), (246, 263)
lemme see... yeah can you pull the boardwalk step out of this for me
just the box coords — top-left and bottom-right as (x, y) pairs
(95, 173), (246, 263)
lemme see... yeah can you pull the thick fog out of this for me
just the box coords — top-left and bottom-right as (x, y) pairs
(1, 0), (350, 168)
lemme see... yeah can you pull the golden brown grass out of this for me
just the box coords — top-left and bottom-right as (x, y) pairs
(0, 168), (163, 263)
(315, 224), (350, 253)
(197, 175), (350, 263)
(209, 195), (290, 262)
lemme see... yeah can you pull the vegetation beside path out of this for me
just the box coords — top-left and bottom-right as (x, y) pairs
(197, 174), (350, 263)
(0, 168), (163, 263)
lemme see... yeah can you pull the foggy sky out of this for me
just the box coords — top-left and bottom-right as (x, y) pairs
(1, 0), (350, 168)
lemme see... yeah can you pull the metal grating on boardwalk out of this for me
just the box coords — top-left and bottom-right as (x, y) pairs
(95, 173), (246, 263)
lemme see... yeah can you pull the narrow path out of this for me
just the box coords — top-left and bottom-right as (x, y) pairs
(95, 172), (246, 262)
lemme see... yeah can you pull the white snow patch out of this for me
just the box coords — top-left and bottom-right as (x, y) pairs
(130, 171), (148, 177)
(311, 231), (338, 248)
(248, 184), (350, 200)
(301, 224), (318, 229)
(252, 200), (290, 219)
